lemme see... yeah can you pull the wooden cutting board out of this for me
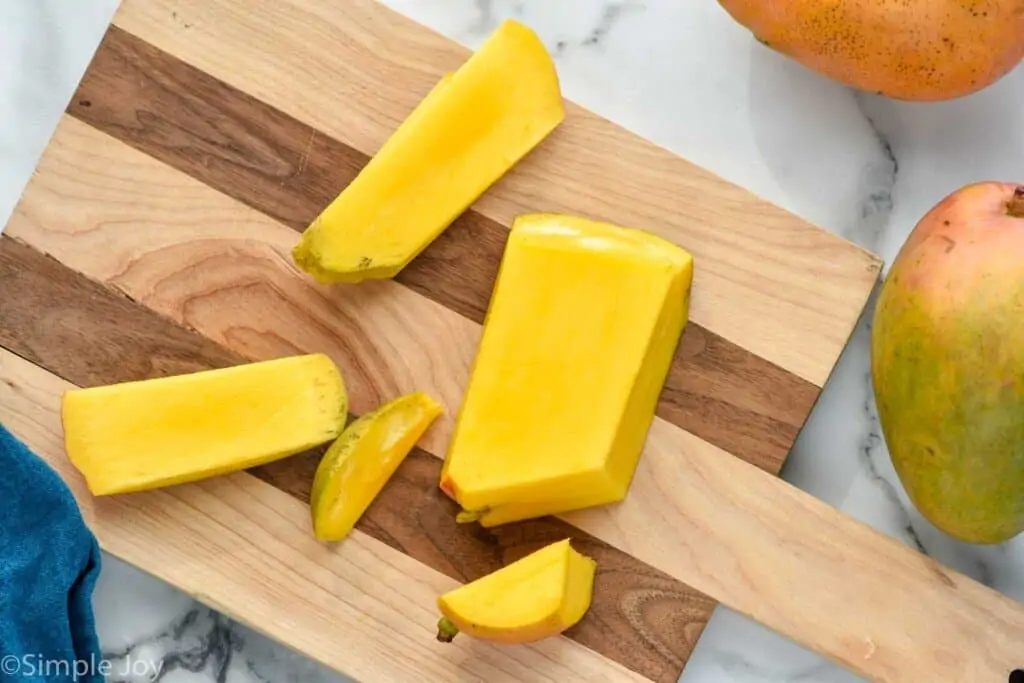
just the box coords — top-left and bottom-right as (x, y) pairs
(0, 0), (895, 680)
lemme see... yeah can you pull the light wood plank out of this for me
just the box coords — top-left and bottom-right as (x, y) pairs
(0, 348), (649, 683)
(110, 0), (881, 385)
(10, 115), (1024, 683)
(566, 421), (1024, 683)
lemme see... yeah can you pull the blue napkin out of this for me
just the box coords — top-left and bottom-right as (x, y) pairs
(0, 424), (103, 683)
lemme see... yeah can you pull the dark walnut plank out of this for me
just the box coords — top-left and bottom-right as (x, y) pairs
(0, 234), (711, 683)
(67, 24), (818, 475)
(0, 238), (242, 381)
(257, 450), (713, 672)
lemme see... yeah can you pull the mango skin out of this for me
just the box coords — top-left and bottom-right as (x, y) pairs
(436, 539), (596, 644)
(871, 182), (1024, 544)
(717, 0), (1024, 101)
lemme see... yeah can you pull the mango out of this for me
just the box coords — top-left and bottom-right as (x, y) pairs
(310, 391), (443, 542)
(717, 0), (1024, 101)
(292, 19), (564, 283)
(436, 539), (596, 644)
(440, 214), (693, 526)
(62, 354), (347, 495)
(872, 183), (1024, 544)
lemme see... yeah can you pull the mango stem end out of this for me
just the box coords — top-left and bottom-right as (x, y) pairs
(436, 617), (460, 643)
(455, 509), (482, 524)
(1009, 186), (1024, 218)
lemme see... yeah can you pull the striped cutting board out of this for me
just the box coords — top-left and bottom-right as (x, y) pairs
(0, 0), (889, 681)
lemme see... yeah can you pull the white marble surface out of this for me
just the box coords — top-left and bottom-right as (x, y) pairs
(2, 1), (1022, 681)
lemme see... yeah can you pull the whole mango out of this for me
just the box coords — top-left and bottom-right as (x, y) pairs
(718, 0), (1024, 101)
(872, 183), (1024, 544)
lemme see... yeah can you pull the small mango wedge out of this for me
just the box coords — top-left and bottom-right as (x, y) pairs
(292, 19), (564, 284)
(440, 214), (693, 526)
(310, 392), (443, 542)
(62, 354), (347, 496)
(435, 539), (596, 644)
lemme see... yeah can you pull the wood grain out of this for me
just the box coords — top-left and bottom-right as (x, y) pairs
(65, 25), (816, 475)
(0, 349), (651, 683)
(254, 451), (714, 672)
(0, 234), (709, 682)
(7, 240), (1024, 682)
(9, 114), (805, 478)
(0, 238), (241, 385)
(560, 419), (1024, 683)
(14, 117), (1022, 683)
(110, 0), (882, 385)
(0, 1), (911, 679)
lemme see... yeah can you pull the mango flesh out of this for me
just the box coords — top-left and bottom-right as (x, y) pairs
(436, 538), (596, 644)
(717, 0), (1024, 101)
(440, 214), (693, 526)
(292, 19), (564, 283)
(310, 391), (443, 542)
(872, 183), (1024, 544)
(62, 354), (347, 496)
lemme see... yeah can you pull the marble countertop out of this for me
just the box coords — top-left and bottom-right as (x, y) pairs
(2, 1), (1021, 681)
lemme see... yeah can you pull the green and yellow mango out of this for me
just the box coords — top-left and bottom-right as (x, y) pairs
(872, 182), (1024, 544)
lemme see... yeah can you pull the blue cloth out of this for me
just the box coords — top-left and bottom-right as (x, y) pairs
(0, 424), (102, 683)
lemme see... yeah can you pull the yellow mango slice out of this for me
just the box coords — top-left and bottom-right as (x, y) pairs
(436, 538), (596, 644)
(62, 354), (347, 495)
(292, 19), (564, 284)
(310, 391), (443, 542)
(440, 214), (693, 526)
